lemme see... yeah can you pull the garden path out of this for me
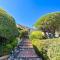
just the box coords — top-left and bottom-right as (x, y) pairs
(8, 37), (42, 60)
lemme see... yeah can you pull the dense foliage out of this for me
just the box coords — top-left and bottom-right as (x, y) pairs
(34, 12), (60, 37)
(47, 43), (60, 60)
(20, 29), (28, 38)
(17, 25), (29, 39)
(0, 38), (18, 56)
(0, 8), (18, 40)
(0, 8), (18, 56)
(29, 31), (44, 40)
(32, 38), (60, 60)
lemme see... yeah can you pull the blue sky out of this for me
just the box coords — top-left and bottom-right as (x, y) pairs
(0, 0), (60, 27)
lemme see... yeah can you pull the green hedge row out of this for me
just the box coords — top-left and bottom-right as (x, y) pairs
(32, 38), (60, 60)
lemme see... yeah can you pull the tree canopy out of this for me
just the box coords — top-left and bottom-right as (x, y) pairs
(34, 12), (60, 36)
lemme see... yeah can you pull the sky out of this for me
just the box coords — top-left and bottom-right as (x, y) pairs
(0, 0), (60, 27)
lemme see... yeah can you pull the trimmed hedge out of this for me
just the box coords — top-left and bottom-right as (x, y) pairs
(29, 31), (44, 40)
(0, 8), (18, 40)
(32, 38), (60, 60)
(0, 8), (18, 56)
(47, 43), (60, 60)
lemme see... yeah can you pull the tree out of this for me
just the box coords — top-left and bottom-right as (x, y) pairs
(34, 12), (60, 38)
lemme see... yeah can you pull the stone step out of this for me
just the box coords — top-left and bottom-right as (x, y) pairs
(22, 40), (31, 42)
(8, 57), (41, 60)
(8, 38), (42, 60)
(20, 41), (32, 46)
(17, 57), (41, 60)
(20, 43), (32, 45)
(19, 45), (33, 49)
(17, 50), (38, 57)
(19, 48), (34, 51)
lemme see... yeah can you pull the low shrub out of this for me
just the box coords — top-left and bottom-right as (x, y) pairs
(29, 31), (44, 40)
(0, 38), (18, 56)
(32, 38), (60, 60)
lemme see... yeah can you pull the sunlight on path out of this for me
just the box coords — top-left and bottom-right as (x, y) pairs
(8, 38), (42, 60)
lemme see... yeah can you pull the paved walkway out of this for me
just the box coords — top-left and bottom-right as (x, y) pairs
(8, 38), (42, 60)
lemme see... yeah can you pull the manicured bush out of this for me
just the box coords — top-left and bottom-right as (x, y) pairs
(47, 44), (60, 60)
(0, 8), (19, 56)
(32, 38), (60, 60)
(0, 8), (18, 43)
(32, 39), (49, 60)
(29, 31), (44, 40)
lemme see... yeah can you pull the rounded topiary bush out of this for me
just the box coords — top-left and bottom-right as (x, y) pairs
(0, 8), (18, 43)
(29, 31), (44, 40)
(0, 8), (19, 56)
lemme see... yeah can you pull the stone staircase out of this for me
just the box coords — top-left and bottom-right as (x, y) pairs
(8, 38), (42, 60)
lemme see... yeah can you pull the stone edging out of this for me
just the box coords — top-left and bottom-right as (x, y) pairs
(0, 55), (9, 60)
